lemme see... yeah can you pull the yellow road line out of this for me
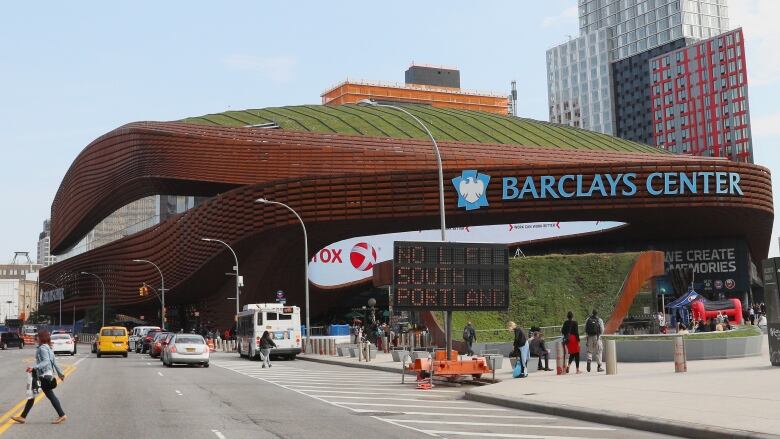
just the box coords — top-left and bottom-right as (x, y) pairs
(0, 365), (76, 435)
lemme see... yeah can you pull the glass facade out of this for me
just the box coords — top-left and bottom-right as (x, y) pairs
(55, 195), (205, 261)
(547, 29), (615, 135)
(579, 0), (728, 60)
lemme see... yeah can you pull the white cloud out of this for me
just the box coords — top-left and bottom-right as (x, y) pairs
(222, 54), (297, 84)
(541, 5), (578, 29)
(728, 0), (780, 86)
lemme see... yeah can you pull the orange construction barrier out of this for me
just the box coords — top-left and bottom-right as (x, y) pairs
(406, 356), (492, 380)
(206, 338), (215, 352)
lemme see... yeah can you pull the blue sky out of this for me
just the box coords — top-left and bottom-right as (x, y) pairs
(0, 0), (778, 261)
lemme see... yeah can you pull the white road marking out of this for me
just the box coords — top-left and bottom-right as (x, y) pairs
(286, 384), (459, 393)
(211, 429), (226, 439)
(315, 395), (467, 403)
(158, 372), (164, 376)
(353, 410), (552, 419)
(301, 389), (452, 397)
(175, 390), (182, 396)
(146, 362), (151, 366)
(332, 402), (507, 410)
(371, 416), (439, 438)
(390, 420), (614, 430)
(73, 357), (86, 366)
(418, 431), (600, 439)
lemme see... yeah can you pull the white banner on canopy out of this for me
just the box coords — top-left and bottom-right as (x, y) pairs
(308, 221), (625, 288)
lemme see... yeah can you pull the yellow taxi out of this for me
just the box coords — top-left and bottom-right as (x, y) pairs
(96, 326), (129, 358)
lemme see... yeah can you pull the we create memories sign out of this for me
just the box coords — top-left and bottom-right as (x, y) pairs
(453, 170), (744, 211)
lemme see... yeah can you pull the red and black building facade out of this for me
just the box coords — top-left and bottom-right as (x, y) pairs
(650, 28), (752, 163)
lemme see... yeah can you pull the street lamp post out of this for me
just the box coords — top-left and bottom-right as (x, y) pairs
(201, 238), (242, 319)
(358, 99), (452, 359)
(255, 198), (310, 350)
(80, 272), (106, 327)
(132, 259), (166, 330)
(40, 281), (60, 328)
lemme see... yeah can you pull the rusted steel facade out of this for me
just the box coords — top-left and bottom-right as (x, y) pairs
(41, 122), (773, 328)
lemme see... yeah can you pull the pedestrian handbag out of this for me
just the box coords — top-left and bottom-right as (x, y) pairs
(40, 374), (57, 391)
(512, 361), (524, 378)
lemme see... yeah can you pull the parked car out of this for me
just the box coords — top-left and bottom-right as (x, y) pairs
(51, 333), (76, 355)
(0, 332), (24, 349)
(139, 329), (163, 354)
(149, 331), (172, 358)
(96, 326), (129, 358)
(129, 326), (160, 352)
(158, 333), (175, 361)
(162, 334), (209, 367)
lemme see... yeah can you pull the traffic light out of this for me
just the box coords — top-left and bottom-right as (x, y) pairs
(139, 286), (144, 296)
(139, 285), (149, 296)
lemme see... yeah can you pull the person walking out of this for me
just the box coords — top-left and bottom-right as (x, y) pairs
(585, 309), (605, 373)
(508, 321), (529, 377)
(561, 311), (580, 374)
(259, 330), (277, 369)
(462, 322), (476, 356)
(12, 330), (67, 424)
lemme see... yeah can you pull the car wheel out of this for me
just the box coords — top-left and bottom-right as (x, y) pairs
(123, 352), (128, 358)
(203, 362), (209, 368)
(97, 353), (102, 358)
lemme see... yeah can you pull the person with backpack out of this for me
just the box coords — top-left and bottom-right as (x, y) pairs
(585, 309), (605, 373)
(462, 322), (476, 356)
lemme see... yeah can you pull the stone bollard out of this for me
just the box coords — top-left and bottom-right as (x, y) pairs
(605, 339), (617, 375)
(329, 339), (337, 356)
(674, 336), (687, 373)
(555, 340), (566, 375)
(382, 336), (389, 353)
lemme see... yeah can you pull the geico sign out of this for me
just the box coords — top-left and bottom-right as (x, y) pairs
(311, 248), (343, 263)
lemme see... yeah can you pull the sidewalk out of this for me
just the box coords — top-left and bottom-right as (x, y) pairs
(466, 338), (779, 439)
(300, 342), (780, 438)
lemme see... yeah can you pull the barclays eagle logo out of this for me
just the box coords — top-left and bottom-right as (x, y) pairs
(452, 170), (490, 210)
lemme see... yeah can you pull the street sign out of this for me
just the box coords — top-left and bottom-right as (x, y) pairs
(275, 290), (286, 304)
(40, 288), (64, 304)
(392, 241), (509, 311)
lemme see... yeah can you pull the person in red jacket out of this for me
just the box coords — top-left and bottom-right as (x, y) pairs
(561, 311), (581, 374)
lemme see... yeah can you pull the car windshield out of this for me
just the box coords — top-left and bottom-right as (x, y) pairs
(52, 334), (70, 340)
(101, 329), (126, 336)
(154, 333), (170, 341)
(176, 336), (204, 344)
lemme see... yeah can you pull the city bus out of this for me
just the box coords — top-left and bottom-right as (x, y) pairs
(236, 303), (301, 360)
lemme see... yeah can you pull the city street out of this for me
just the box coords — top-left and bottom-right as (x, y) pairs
(0, 347), (675, 439)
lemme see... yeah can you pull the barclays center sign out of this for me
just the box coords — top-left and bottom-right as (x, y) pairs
(452, 169), (744, 211)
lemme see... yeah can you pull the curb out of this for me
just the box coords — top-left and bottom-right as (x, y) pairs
(464, 391), (779, 439)
(297, 355), (417, 375)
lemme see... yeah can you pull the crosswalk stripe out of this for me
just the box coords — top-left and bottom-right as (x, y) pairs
(389, 420), (614, 430)
(331, 402), (507, 411)
(417, 431), (602, 439)
(315, 396), (467, 403)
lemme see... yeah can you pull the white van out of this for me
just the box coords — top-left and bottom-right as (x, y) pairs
(129, 326), (161, 352)
(237, 303), (301, 360)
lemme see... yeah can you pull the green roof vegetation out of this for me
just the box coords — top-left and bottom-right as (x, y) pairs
(437, 252), (640, 343)
(180, 104), (665, 154)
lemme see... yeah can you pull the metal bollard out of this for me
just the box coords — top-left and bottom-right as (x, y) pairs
(674, 336), (687, 373)
(605, 339), (617, 375)
(382, 336), (389, 353)
(555, 340), (566, 375)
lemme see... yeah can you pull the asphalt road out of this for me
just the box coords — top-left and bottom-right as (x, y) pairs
(0, 346), (678, 439)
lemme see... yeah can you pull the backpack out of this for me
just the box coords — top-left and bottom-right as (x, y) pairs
(463, 327), (471, 341)
(585, 316), (602, 336)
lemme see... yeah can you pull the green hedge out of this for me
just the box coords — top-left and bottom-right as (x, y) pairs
(437, 253), (639, 342)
